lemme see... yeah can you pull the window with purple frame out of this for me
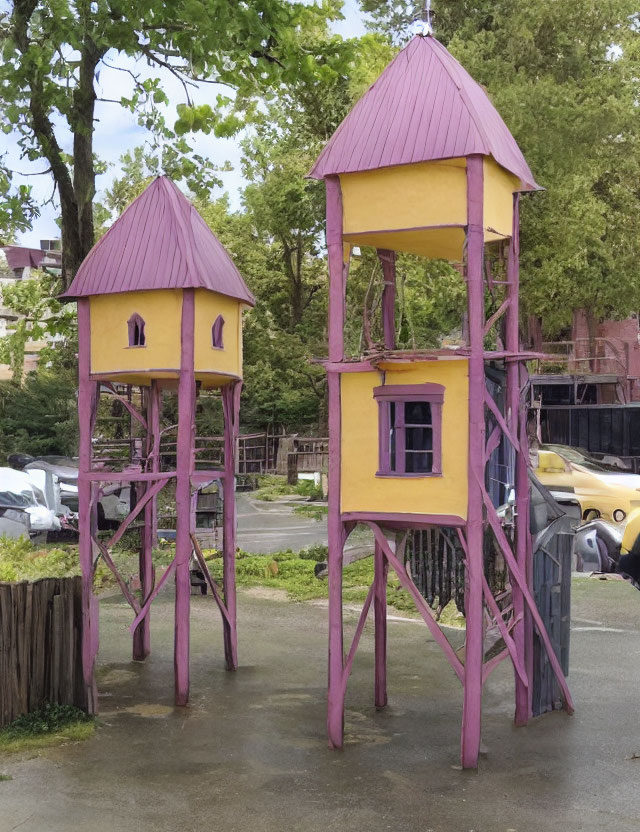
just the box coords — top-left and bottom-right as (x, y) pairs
(374, 384), (443, 476)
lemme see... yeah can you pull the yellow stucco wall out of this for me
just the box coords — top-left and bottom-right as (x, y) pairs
(90, 288), (244, 384)
(340, 360), (469, 518)
(90, 290), (182, 375)
(338, 157), (519, 261)
(193, 289), (242, 381)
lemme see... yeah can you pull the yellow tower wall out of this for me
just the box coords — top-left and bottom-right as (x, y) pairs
(89, 288), (245, 385)
(338, 157), (519, 260)
(340, 360), (469, 519)
(193, 289), (243, 383)
(90, 289), (182, 377)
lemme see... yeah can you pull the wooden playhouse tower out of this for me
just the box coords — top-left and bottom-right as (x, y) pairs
(309, 33), (574, 768)
(62, 176), (254, 710)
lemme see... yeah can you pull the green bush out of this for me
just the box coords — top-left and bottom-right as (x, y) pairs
(0, 704), (91, 739)
(0, 536), (79, 582)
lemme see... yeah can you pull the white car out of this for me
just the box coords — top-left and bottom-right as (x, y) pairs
(0, 467), (61, 541)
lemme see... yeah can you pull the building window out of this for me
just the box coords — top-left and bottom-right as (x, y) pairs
(212, 315), (224, 349)
(127, 313), (146, 347)
(374, 384), (444, 476)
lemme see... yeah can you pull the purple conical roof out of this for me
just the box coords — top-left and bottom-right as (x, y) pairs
(63, 177), (255, 305)
(309, 34), (539, 191)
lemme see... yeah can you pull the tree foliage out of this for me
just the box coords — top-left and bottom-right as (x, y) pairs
(0, 0), (347, 285)
(360, 0), (640, 335)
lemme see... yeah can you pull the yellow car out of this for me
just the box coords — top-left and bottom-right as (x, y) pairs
(535, 444), (640, 525)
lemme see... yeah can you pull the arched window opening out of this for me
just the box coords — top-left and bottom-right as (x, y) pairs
(127, 313), (146, 347)
(212, 315), (224, 349)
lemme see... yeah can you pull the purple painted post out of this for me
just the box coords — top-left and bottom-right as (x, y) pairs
(461, 154), (486, 769)
(377, 249), (396, 350)
(221, 379), (240, 670)
(326, 175), (347, 749)
(373, 540), (388, 708)
(133, 381), (161, 660)
(77, 298), (98, 713)
(174, 289), (196, 706)
(506, 195), (531, 725)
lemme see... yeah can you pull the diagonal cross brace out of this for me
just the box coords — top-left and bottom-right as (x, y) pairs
(341, 580), (375, 698)
(92, 536), (141, 615)
(480, 482), (574, 714)
(106, 478), (168, 549)
(484, 392), (519, 451)
(129, 558), (177, 634)
(482, 575), (527, 687)
(190, 533), (231, 626)
(102, 383), (148, 431)
(367, 522), (465, 683)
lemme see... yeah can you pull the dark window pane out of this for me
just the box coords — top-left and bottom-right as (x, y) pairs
(405, 427), (432, 451)
(405, 451), (433, 473)
(389, 402), (396, 469)
(404, 401), (431, 425)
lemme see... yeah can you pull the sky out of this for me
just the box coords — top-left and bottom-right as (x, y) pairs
(1, 0), (369, 248)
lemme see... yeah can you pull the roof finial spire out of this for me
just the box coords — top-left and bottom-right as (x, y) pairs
(412, 0), (433, 37)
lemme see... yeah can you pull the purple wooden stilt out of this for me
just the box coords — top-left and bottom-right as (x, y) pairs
(174, 289), (196, 706)
(505, 194), (532, 725)
(461, 154), (486, 769)
(374, 539), (388, 708)
(377, 249), (396, 350)
(326, 175), (347, 749)
(77, 299), (98, 713)
(221, 380), (240, 670)
(133, 381), (161, 660)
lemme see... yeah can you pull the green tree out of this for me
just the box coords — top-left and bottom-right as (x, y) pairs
(360, 0), (640, 335)
(0, 0), (347, 286)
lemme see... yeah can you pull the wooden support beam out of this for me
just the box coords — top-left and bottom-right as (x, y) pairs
(461, 153), (485, 769)
(190, 534), (231, 626)
(221, 380), (241, 670)
(79, 471), (175, 483)
(367, 523), (464, 683)
(341, 581), (375, 698)
(92, 536), (141, 615)
(481, 575), (527, 687)
(480, 483), (574, 714)
(484, 391), (519, 451)
(101, 382), (148, 430)
(106, 477), (168, 549)
(483, 297), (511, 337)
(175, 288), (196, 706)
(374, 540), (388, 708)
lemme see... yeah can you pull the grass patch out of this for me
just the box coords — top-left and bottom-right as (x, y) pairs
(204, 545), (464, 626)
(253, 474), (323, 502)
(0, 773), (12, 781)
(0, 704), (95, 754)
(292, 504), (328, 520)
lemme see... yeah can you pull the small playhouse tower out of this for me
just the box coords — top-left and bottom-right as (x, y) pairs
(63, 176), (254, 708)
(310, 33), (573, 768)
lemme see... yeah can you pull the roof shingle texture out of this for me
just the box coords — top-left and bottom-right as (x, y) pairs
(309, 34), (539, 191)
(63, 177), (255, 305)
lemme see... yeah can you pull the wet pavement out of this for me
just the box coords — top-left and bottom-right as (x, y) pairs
(1, 573), (640, 832)
(236, 493), (328, 553)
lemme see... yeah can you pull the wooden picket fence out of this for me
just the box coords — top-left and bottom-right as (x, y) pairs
(0, 576), (87, 728)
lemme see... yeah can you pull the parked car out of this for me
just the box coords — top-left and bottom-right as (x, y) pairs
(15, 456), (130, 530)
(534, 444), (640, 525)
(0, 467), (61, 542)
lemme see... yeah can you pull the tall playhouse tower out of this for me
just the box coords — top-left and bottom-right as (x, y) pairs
(310, 33), (574, 768)
(62, 176), (254, 709)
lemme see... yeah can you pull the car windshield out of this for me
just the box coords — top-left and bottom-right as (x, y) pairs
(542, 444), (622, 473)
(0, 488), (35, 508)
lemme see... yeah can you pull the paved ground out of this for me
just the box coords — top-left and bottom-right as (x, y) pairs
(236, 493), (328, 553)
(1, 573), (640, 832)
